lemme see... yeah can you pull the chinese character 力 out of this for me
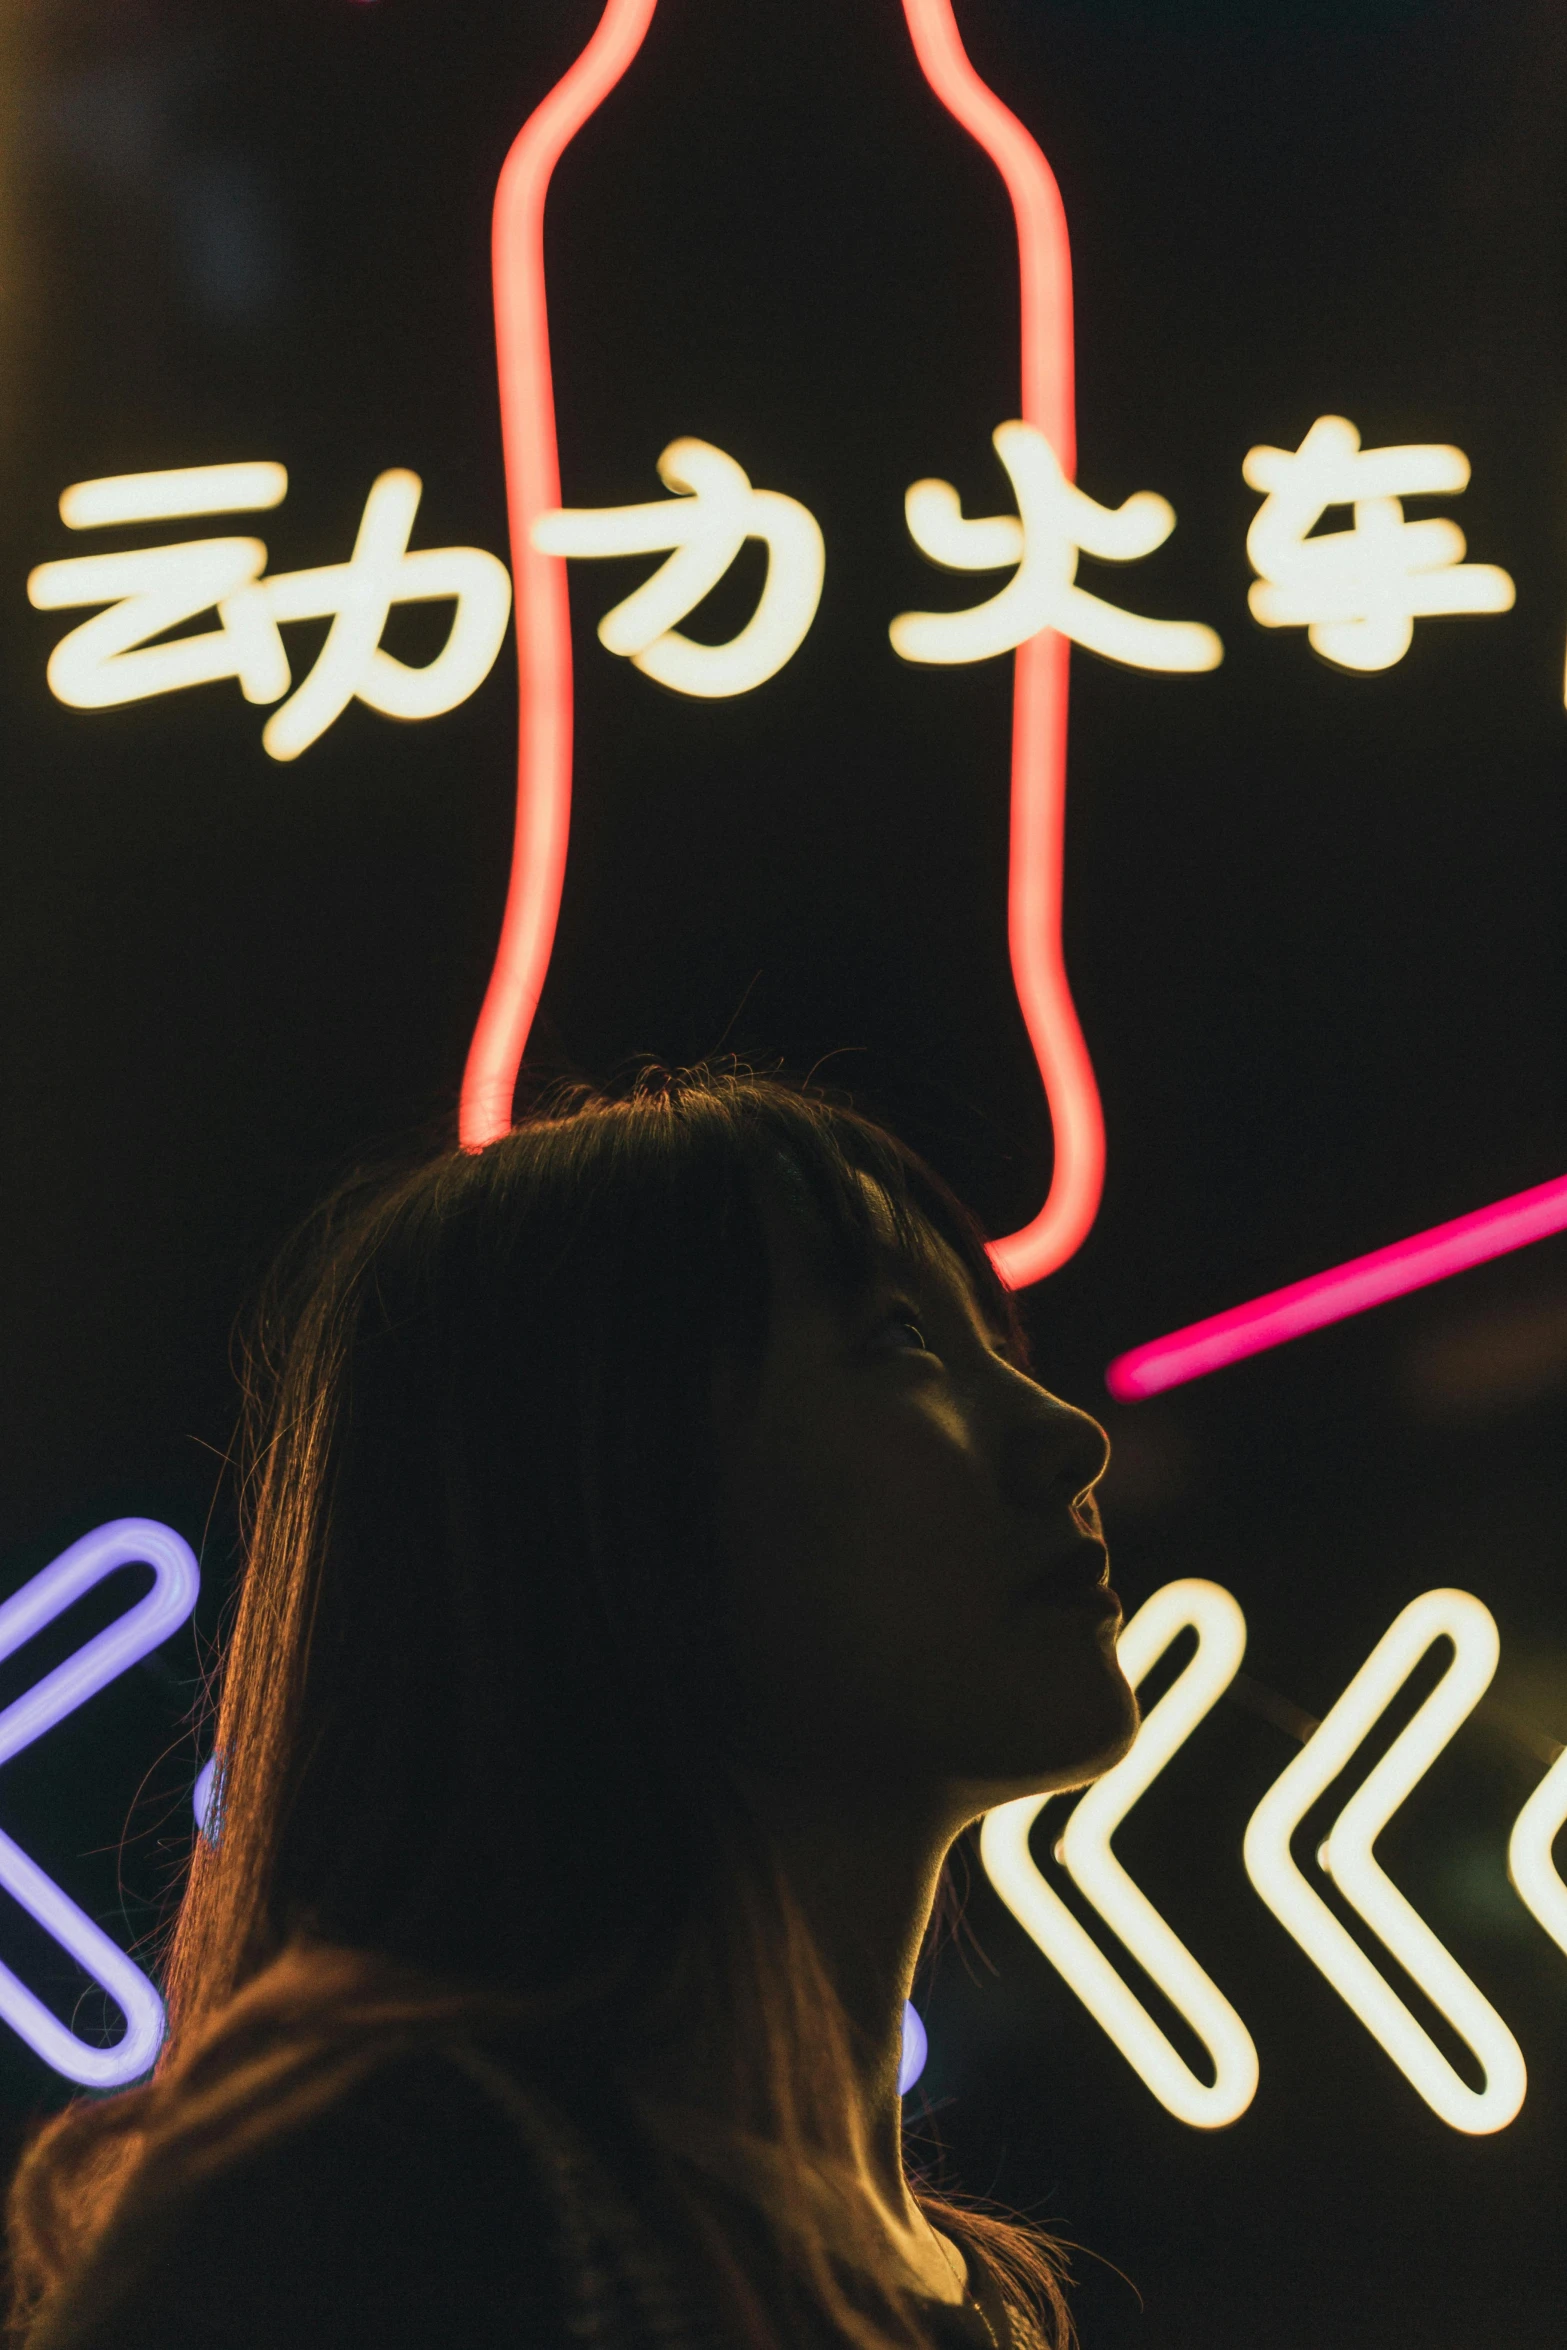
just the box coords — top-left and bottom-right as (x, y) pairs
(889, 420), (1223, 675)
(28, 462), (513, 761)
(532, 437), (825, 698)
(1242, 415), (1514, 672)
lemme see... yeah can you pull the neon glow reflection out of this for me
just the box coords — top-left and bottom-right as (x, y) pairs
(0, 1519), (199, 2085)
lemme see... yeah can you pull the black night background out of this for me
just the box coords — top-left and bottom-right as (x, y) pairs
(1, 2), (1564, 2339)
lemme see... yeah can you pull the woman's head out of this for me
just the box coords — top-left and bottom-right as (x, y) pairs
(169, 1067), (1132, 2037)
(10, 1070), (1125, 2349)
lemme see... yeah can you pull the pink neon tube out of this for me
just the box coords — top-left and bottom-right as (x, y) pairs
(1107, 1168), (1567, 1401)
(465, 1), (1104, 1290)
(460, 0), (660, 1149)
(898, 0), (1100, 1292)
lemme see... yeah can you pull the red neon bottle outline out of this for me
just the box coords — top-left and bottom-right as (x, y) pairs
(463, 0), (1104, 1294)
(897, 0), (1098, 1287)
(461, 0), (661, 1149)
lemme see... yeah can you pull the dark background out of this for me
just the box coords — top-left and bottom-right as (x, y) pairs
(2, 0), (1565, 2340)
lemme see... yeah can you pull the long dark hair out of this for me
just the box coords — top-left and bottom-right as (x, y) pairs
(8, 1069), (1072, 2346)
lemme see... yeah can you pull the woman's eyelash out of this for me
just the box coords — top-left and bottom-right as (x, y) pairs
(875, 1312), (932, 1354)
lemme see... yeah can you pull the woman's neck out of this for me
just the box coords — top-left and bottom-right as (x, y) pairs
(734, 1767), (969, 2293)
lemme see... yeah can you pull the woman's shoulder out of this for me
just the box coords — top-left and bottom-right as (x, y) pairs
(27, 2039), (571, 2350)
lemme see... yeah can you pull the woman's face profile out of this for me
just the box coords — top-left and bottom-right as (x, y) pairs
(717, 1186), (1139, 1814)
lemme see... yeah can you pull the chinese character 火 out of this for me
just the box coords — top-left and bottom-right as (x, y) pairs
(889, 420), (1223, 675)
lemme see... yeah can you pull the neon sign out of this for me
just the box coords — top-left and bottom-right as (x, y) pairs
(980, 1579), (1554, 2136)
(1243, 1589), (1525, 2136)
(192, 1753), (220, 1843)
(981, 1580), (1258, 2129)
(1243, 415), (1513, 673)
(0, 1519), (199, 2086)
(1508, 1746), (1567, 1962)
(0, 1537), (1558, 2127)
(534, 411), (1218, 691)
(27, 10), (1544, 1343)
(1106, 1165), (1567, 1400)
(892, 420), (1221, 676)
(460, 0), (1538, 1314)
(899, 1999), (928, 2097)
(533, 436), (824, 696)
(460, 0), (1109, 1297)
(28, 462), (512, 762)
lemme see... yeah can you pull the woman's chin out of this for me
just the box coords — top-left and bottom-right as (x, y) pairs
(969, 1668), (1141, 1803)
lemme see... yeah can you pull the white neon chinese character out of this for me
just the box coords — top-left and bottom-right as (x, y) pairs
(531, 437), (825, 698)
(1242, 415), (1515, 673)
(27, 463), (513, 762)
(889, 420), (1223, 674)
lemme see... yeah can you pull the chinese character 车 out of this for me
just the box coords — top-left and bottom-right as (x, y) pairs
(1242, 415), (1514, 672)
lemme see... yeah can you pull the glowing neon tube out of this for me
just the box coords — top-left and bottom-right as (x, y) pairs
(0, 1519), (200, 2085)
(1243, 1589), (1525, 2135)
(533, 436), (824, 696)
(459, 0), (660, 1149)
(1106, 1167), (1567, 1400)
(891, 421), (1222, 673)
(981, 1580), (1259, 2128)
(899, 0), (1100, 1291)
(193, 1755), (220, 1843)
(1508, 1747), (1567, 1960)
(898, 1999), (928, 2095)
(464, 0), (1105, 1292)
(59, 462), (287, 530)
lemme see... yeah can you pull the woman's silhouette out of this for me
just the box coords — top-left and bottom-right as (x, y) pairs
(9, 1069), (1134, 2348)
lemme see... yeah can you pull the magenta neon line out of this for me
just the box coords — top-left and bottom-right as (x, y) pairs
(1106, 1168), (1567, 1401)
(0, 1518), (199, 2085)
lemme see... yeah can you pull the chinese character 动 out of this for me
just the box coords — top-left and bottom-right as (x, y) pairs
(28, 462), (513, 761)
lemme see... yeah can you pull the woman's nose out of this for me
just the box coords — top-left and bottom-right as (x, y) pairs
(997, 1385), (1110, 1518)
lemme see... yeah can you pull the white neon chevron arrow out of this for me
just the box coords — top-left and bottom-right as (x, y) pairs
(981, 1579), (1258, 2129)
(1244, 1588), (1525, 2134)
(1508, 1744), (1567, 1959)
